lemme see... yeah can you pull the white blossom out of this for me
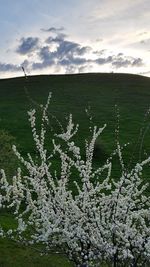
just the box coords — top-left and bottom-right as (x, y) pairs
(0, 93), (149, 267)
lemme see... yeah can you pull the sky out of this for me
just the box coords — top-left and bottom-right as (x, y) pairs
(0, 0), (150, 78)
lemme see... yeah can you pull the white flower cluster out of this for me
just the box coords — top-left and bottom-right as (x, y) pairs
(0, 94), (150, 267)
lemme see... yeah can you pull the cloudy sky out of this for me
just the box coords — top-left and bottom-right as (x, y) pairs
(0, 0), (150, 78)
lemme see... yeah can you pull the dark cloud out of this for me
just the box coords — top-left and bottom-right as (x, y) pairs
(112, 58), (134, 68)
(114, 56), (143, 68)
(95, 56), (114, 65)
(8, 27), (144, 74)
(131, 58), (143, 67)
(46, 35), (91, 57)
(95, 54), (143, 68)
(78, 65), (92, 73)
(60, 56), (88, 66)
(117, 53), (124, 56)
(16, 37), (39, 55)
(77, 46), (91, 56)
(0, 62), (20, 72)
(32, 46), (55, 70)
(32, 34), (91, 71)
(41, 27), (65, 33)
(32, 32), (144, 72)
(94, 49), (106, 56)
(46, 33), (67, 44)
(55, 40), (90, 58)
(39, 46), (54, 61)
(32, 61), (51, 70)
(0, 60), (30, 73)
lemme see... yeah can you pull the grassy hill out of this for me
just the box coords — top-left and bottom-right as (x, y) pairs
(0, 72), (150, 266)
(0, 72), (150, 160)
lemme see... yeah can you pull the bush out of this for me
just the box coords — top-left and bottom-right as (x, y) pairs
(0, 93), (150, 267)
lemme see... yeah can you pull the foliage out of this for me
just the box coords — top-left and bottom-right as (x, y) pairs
(0, 93), (150, 267)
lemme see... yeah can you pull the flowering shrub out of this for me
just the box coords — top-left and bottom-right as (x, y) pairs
(0, 93), (150, 267)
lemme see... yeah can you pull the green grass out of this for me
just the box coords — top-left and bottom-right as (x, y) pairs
(1, 73), (150, 184)
(0, 239), (73, 267)
(0, 72), (150, 266)
(0, 73), (150, 155)
(0, 212), (74, 267)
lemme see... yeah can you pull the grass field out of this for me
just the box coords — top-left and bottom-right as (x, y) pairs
(0, 72), (150, 266)
(0, 73), (150, 155)
(1, 73), (150, 180)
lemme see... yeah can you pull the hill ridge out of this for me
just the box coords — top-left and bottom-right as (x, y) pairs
(0, 72), (150, 82)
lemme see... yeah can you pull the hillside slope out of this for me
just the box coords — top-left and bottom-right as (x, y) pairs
(0, 72), (150, 161)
